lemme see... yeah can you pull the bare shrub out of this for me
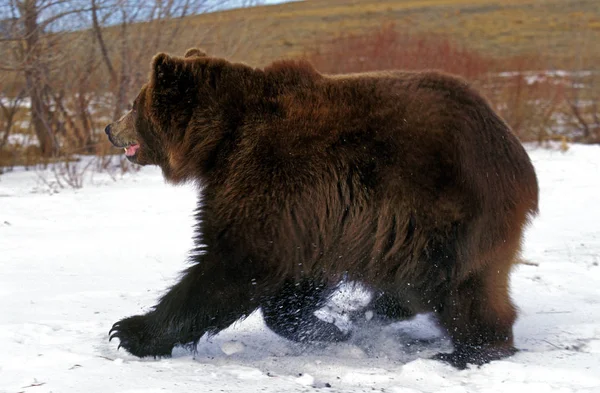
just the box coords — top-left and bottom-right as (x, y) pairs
(486, 69), (566, 142)
(564, 70), (600, 144)
(33, 152), (141, 191)
(34, 157), (93, 190)
(94, 147), (141, 182)
(0, 89), (27, 172)
(306, 22), (493, 81)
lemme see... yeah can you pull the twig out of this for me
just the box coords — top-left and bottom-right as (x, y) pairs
(536, 311), (572, 314)
(517, 258), (539, 266)
(20, 381), (46, 389)
(542, 339), (563, 350)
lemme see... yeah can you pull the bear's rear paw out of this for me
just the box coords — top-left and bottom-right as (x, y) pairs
(109, 314), (174, 358)
(298, 319), (352, 343)
(433, 345), (517, 369)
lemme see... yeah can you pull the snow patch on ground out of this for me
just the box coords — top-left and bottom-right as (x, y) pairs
(1, 145), (600, 392)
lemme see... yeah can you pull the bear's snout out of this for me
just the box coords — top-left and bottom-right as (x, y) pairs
(103, 112), (137, 149)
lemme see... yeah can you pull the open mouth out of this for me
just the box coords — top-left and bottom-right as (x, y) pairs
(124, 143), (140, 157)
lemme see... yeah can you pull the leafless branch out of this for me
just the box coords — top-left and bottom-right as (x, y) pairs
(91, 0), (116, 84)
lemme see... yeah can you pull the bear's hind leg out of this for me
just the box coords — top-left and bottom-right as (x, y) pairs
(261, 280), (350, 342)
(434, 259), (518, 369)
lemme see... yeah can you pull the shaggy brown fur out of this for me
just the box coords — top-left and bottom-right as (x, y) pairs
(106, 48), (539, 369)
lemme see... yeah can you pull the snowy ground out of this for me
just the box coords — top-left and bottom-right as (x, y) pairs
(1, 145), (599, 393)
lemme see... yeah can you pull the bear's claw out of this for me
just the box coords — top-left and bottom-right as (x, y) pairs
(109, 315), (173, 358)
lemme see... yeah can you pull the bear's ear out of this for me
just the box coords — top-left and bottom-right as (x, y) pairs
(149, 52), (198, 111)
(184, 48), (207, 58)
(151, 52), (190, 91)
(152, 52), (174, 86)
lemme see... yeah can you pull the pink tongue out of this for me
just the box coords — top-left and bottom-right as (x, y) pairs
(125, 144), (139, 156)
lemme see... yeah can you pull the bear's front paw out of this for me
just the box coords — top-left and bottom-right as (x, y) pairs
(109, 314), (173, 358)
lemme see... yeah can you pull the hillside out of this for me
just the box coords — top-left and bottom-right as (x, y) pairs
(175, 0), (600, 69)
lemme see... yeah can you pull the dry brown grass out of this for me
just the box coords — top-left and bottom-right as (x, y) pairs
(171, 0), (600, 70)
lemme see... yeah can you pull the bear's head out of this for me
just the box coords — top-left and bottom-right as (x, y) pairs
(104, 48), (221, 183)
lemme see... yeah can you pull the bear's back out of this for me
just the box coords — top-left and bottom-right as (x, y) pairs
(250, 65), (535, 215)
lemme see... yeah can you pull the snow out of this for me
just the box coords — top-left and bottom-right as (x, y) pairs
(493, 70), (595, 89)
(1, 145), (600, 393)
(0, 97), (30, 109)
(6, 132), (35, 147)
(496, 70), (595, 79)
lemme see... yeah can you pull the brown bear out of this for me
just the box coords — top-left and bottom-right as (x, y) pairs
(105, 48), (539, 369)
